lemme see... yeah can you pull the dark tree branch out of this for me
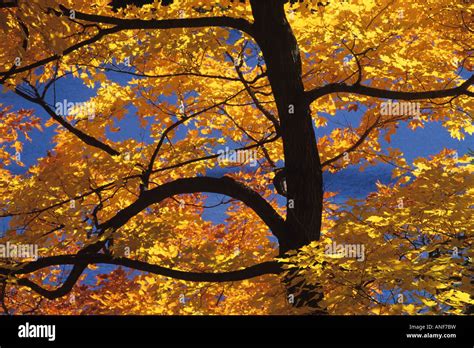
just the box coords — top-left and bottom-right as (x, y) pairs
(13, 86), (120, 156)
(0, 135), (280, 220)
(148, 133), (280, 175)
(74, 64), (250, 82)
(1, 173), (286, 300)
(321, 114), (411, 168)
(100, 176), (287, 243)
(225, 50), (280, 133)
(0, 6), (254, 82)
(0, 279), (10, 314)
(321, 115), (382, 167)
(2, 254), (282, 287)
(57, 4), (254, 37)
(16, 264), (87, 300)
(141, 88), (248, 191)
(0, 26), (122, 81)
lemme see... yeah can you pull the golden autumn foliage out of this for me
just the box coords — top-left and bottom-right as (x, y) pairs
(0, 0), (472, 314)
(282, 151), (473, 314)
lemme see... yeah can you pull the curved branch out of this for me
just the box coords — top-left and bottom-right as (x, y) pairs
(100, 176), (287, 243)
(0, 10), (253, 82)
(56, 5), (254, 37)
(75, 64), (248, 81)
(2, 183), (284, 298)
(1, 254), (282, 300)
(322, 115), (382, 167)
(2, 254), (282, 284)
(14, 86), (120, 156)
(225, 50), (280, 133)
(0, 26), (122, 81)
(306, 75), (474, 102)
(0, 135), (280, 220)
(17, 264), (87, 300)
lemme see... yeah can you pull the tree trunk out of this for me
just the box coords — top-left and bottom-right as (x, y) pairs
(250, 0), (325, 313)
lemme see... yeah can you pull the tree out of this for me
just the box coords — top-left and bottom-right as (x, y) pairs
(0, 0), (472, 314)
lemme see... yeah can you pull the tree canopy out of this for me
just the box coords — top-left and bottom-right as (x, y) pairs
(0, 0), (472, 314)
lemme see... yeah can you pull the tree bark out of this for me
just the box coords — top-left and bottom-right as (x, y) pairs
(250, 0), (325, 313)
